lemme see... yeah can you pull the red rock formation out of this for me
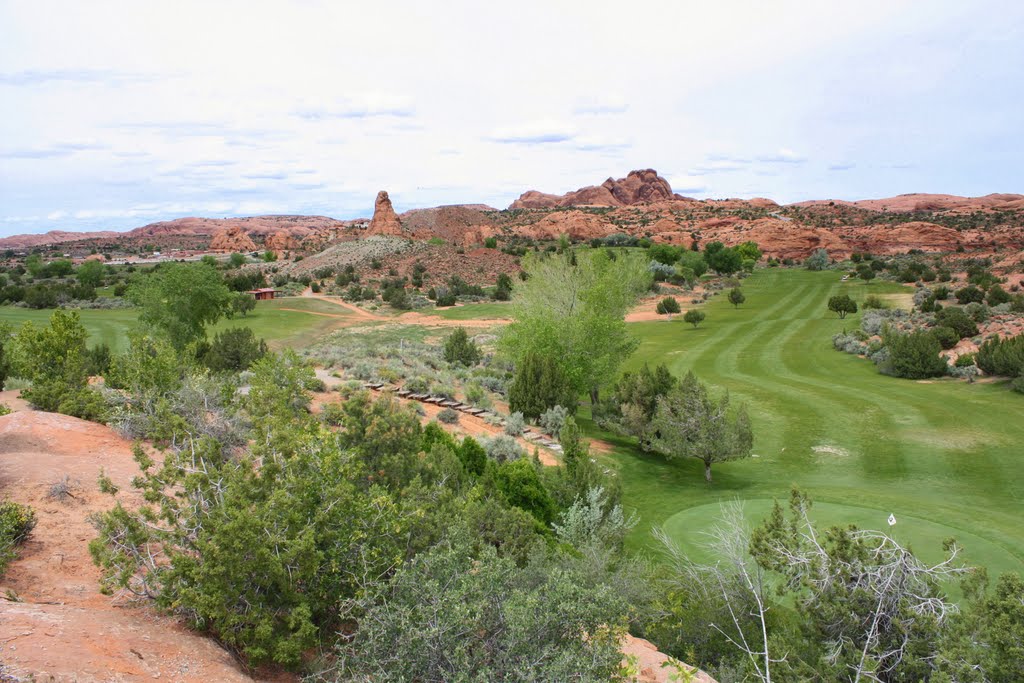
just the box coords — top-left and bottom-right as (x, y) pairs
(400, 204), (497, 242)
(701, 218), (851, 260)
(523, 210), (616, 240)
(210, 225), (257, 252)
(509, 169), (678, 209)
(367, 190), (403, 236)
(841, 221), (961, 255)
(265, 229), (300, 253)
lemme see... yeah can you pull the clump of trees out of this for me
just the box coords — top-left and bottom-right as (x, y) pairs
(601, 367), (752, 483)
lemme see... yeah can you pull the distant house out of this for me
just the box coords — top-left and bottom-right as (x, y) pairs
(249, 288), (277, 301)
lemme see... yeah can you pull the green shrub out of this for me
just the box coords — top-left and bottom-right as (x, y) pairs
(884, 329), (948, 379)
(482, 434), (525, 463)
(956, 285), (985, 304)
(503, 411), (525, 436)
(976, 334), (1024, 378)
(683, 309), (705, 328)
(987, 285), (1011, 306)
(201, 327), (268, 373)
(931, 326), (960, 350)
(935, 307), (978, 339)
(955, 353), (976, 368)
(437, 407), (459, 424)
(656, 296), (681, 315)
(442, 328), (481, 366)
(0, 500), (36, 575)
(863, 294), (888, 310)
(494, 459), (556, 525)
(804, 248), (830, 271)
(508, 351), (574, 420)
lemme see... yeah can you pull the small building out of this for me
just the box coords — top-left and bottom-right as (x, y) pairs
(249, 288), (277, 301)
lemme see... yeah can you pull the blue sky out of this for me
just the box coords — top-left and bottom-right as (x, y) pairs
(1, 0), (1022, 237)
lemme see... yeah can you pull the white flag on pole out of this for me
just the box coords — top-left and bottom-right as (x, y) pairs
(887, 514), (897, 526)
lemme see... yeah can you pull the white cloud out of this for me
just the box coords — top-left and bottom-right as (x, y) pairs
(756, 148), (806, 164)
(488, 120), (578, 145)
(573, 95), (629, 115)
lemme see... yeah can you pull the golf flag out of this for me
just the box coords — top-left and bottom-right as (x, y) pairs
(887, 514), (897, 526)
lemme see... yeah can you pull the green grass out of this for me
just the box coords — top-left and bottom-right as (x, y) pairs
(0, 307), (140, 353)
(0, 297), (353, 353)
(433, 302), (512, 320)
(584, 269), (1024, 576)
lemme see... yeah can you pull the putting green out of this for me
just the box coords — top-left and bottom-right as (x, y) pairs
(662, 500), (1022, 578)
(583, 268), (1024, 576)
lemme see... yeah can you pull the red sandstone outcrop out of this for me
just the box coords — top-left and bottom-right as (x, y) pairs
(367, 190), (403, 236)
(210, 225), (257, 252)
(509, 169), (679, 209)
(702, 218), (851, 260)
(265, 229), (301, 253)
(841, 221), (962, 255)
(526, 210), (616, 240)
(400, 204), (497, 242)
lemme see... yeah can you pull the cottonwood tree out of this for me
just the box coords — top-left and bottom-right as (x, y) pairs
(127, 262), (233, 348)
(500, 249), (650, 408)
(648, 372), (753, 483)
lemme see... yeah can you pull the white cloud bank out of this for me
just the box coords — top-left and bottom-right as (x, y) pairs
(0, 0), (1022, 235)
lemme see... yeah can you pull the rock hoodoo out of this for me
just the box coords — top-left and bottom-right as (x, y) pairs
(368, 190), (403, 236)
(209, 225), (257, 252)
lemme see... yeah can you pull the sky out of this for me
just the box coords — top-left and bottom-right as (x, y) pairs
(1, 0), (1022, 237)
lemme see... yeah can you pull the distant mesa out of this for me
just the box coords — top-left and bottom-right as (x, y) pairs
(367, 190), (404, 236)
(509, 169), (680, 209)
(792, 192), (1024, 213)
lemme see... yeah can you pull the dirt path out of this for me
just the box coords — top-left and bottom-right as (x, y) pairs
(0, 411), (287, 682)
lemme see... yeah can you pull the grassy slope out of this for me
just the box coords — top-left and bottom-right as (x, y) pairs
(0, 297), (351, 353)
(581, 269), (1024, 575)
(433, 302), (512, 320)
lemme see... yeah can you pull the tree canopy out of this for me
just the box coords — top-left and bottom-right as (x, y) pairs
(500, 249), (650, 407)
(127, 262), (233, 347)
